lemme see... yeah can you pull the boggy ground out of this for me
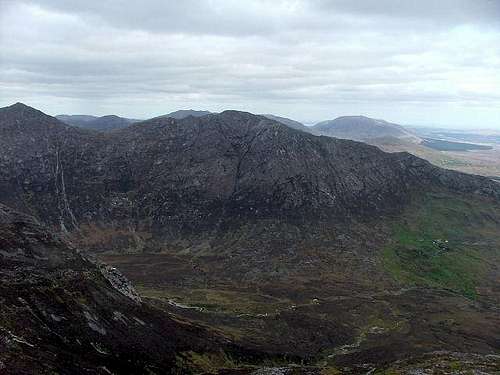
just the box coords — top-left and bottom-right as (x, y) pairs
(100, 191), (500, 372)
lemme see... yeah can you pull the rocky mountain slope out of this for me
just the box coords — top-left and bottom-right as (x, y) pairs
(1, 103), (498, 237)
(57, 114), (139, 131)
(1, 102), (500, 372)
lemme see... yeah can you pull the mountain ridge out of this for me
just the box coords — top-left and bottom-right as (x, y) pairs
(155, 109), (212, 120)
(56, 113), (139, 131)
(1, 103), (498, 233)
(261, 114), (315, 133)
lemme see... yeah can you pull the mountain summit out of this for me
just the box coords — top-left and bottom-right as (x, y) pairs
(156, 109), (212, 120)
(313, 115), (420, 143)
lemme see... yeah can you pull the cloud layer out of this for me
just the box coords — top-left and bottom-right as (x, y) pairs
(1, 0), (499, 127)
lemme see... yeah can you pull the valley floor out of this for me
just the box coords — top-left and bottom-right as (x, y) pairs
(100, 191), (500, 373)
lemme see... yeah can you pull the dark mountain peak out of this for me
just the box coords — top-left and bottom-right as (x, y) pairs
(313, 115), (420, 142)
(203, 110), (304, 129)
(10, 101), (31, 109)
(9, 102), (34, 110)
(0, 102), (69, 133)
(337, 115), (370, 120)
(1, 102), (47, 117)
(158, 109), (212, 120)
(0, 105), (89, 177)
(218, 109), (266, 119)
(100, 114), (120, 120)
(117, 109), (282, 144)
(316, 115), (394, 128)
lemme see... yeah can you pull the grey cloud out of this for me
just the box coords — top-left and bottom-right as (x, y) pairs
(20, 0), (288, 36)
(0, 0), (499, 127)
(24, 0), (500, 37)
(315, 0), (500, 25)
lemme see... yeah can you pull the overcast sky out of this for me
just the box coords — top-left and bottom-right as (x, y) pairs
(1, 0), (499, 128)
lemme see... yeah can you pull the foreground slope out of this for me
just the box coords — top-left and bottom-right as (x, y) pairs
(0, 202), (265, 374)
(4, 202), (497, 374)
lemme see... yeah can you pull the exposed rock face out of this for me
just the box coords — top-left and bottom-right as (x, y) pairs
(97, 263), (142, 303)
(1, 103), (498, 240)
(0, 202), (255, 374)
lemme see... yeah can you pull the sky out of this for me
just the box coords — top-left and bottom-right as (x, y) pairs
(0, 0), (500, 129)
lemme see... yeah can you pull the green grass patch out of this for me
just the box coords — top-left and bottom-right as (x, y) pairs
(382, 192), (500, 299)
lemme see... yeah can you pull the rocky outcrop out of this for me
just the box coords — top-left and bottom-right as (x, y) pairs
(98, 263), (142, 303)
